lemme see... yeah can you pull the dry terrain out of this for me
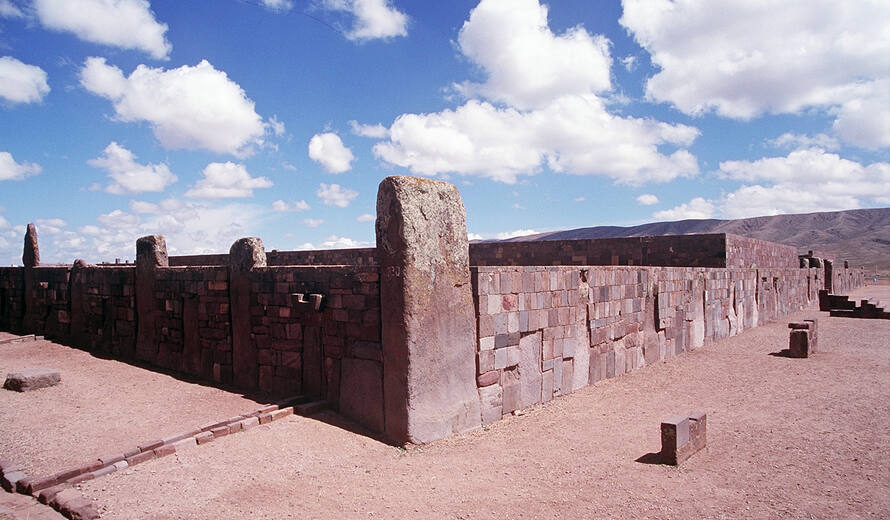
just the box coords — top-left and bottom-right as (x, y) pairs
(2, 285), (889, 519)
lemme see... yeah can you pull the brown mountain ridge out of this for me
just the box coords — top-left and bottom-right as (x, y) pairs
(502, 207), (890, 274)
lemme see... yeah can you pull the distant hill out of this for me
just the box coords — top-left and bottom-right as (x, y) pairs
(501, 207), (890, 273)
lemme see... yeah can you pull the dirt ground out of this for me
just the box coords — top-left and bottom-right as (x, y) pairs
(3, 284), (890, 519)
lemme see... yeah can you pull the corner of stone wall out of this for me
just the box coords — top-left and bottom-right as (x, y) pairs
(377, 175), (482, 444)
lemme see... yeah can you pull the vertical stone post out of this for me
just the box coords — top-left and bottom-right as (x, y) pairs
(376, 176), (482, 444)
(21, 223), (39, 332)
(135, 235), (168, 362)
(229, 237), (266, 390)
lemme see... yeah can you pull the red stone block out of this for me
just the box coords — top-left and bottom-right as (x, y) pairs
(211, 426), (230, 438)
(125, 450), (155, 466)
(195, 431), (214, 445)
(153, 444), (175, 458)
(477, 370), (499, 387)
(660, 412), (707, 465)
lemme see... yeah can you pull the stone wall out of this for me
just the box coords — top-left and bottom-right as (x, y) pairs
(471, 264), (852, 422)
(169, 248), (377, 267)
(724, 234), (800, 268)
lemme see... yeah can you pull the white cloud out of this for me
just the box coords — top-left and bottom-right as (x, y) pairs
(373, 0), (699, 185)
(185, 162), (273, 199)
(317, 183), (358, 208)
(467, 232), (483, 241)
(716, 148), (890, 218)
(356, 213), (374, 222)
(620, 0), (890, 149)
(35, 217), (67, 235)
(272, 199), (310, 212)
(262, 0), (293, 11)
(375, 96), (699, 185)
(636, 193), (658, 205)
(308, 132), (354, 173)
(768, 133), (840, 152)
(653, 197), (715, 220)
(454, 0), (611, 110)
(349, 120), (388, 138)
(88, 141), (177, 194)
(303, 218), (324, 228)
(0, 1), (24, 18)
(80, 57), (266, 156)
(281, 161), (297, 171)
(34, 0), (171, 60)
(0, 151), (41, 181)
(0, 56), (50, 104)
(495, 229), (538, 240)
(0, 215), (9, 229)
(29, 200), (267, 263)
(573, 197), (585, 203)
(620, 55), (638, 72)
(268, 115), (286, 136)
(321, 0), (408, 42)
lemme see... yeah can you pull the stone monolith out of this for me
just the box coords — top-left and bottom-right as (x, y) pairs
(376, 176), (482, 444)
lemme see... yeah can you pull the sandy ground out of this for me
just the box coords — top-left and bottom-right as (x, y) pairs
(3, 284), (890, 519)
(0, 341), (278, 476)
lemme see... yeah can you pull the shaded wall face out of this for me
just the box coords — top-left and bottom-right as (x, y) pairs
(469, 235), (728, 268)
(724, 235), (800, 269)
(472, 265), (831, 422)
(0, 263), (385, 435)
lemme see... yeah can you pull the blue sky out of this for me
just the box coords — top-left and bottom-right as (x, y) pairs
(1, 0), (888, 265)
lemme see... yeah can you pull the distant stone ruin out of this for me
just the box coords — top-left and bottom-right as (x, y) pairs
(0, 176), (865, 444)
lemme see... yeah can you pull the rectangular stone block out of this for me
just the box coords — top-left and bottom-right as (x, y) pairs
(660, 412), (707, 465)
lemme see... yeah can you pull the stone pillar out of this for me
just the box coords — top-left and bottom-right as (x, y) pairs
(69, 259), (89, 347)
(21, 223), (39, 332)
(229, 237), (265, 390)
(135, 235), (168, 362)
(376, 176), (482, 444)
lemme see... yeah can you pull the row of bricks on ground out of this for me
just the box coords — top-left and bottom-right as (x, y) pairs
(3, 404), (297, 502)
(479, 307), (581, 340)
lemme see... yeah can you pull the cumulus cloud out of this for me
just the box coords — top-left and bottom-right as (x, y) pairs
(185, 162), (273, 199)
(373, 0), (699, 185)
(317, 183), (358, 208)
(349, 120), (388, 138)
(768, 133), (840, 152)
(88, 141), (177, 194)
(375, 96), (699, 185)
(303, 218), (324, 228)
(272, 199), (310, 212)
(356, 213), (374, 222)
(636, 193), (658, 205)
(321, 0), (408, 41)
(0, 56), (50, 104)
(716, 148), (890, 218)
(297, 235), (371, 250)
(454, 0), (611, 110)
(620, 0), (890, 149)
(0, 1), (24, 18)
(308, 132), (354, 173)
(268, 115), (286, 136)
(0, 151), (41, 181)
(495, 229), (538, 240)
(27, 199), (267, 263)
(80, 57), (266, 156)
(262, 0), (293, 11)
(34, 0), (171, 60)
(467, 232), (484, 241)
(653, 197), (715, 220)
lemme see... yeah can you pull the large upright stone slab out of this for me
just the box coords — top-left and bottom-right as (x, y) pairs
(229, 237), (265, 390)
(21, 223), (39, 332)
(377, 176), (482, 444)
(135, 235), (168, 362)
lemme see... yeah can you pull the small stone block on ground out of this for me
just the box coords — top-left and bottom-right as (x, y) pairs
(660, 412), (707, 465)
(294, 400), (327, 416)
(788, 319), (817, 357)
(3, 368), (61, 392)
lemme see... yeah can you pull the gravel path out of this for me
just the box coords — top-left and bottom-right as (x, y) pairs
(4, 284), (889, 519)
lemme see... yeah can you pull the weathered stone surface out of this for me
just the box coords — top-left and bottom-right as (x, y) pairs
(23, 223), (39, 267)
(229, 237), (266, 390)
(339, 358), (384, 433)
(660, 412), (707, 465)
(4, 367), (61, 392)
(229, 237), (266, 272)
(377, 176), (481, 444)
(518, 331), (542, 409)
(135, 235), (168, 362)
